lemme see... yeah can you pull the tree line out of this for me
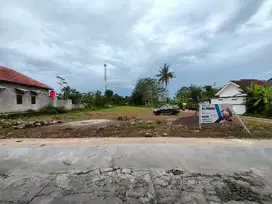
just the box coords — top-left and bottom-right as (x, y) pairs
(56, 63), (272, 116)
(56, 64), (219, 109)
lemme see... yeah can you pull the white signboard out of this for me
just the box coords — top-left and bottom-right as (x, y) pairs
(200, 104), (233, 124)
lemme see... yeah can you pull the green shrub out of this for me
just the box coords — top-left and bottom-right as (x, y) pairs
(39, 105), (68, 114)
(70, 108), (84, 112)
(186, 102), (198, 110)
(265, 106), (272, 117)
(39, 105), (58, 114)
(55, 106), (68, 114)
(243, 112), (272, 119)
(153, 101), (167, 108)
(128, 124), (158, 129)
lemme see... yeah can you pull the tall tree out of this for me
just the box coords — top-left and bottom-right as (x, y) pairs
(56, 76), (69, 100)
(202, 85), (220, 103)
(59, 86), (71, 100)
(105, 89), (114, 104)
(94, 91), (105, 107)
(56, 76), (67, 86)
(176, 86), (191, 103)
(156, 63), (175, 100)
(130, 78), (163, 106)
(112, 94), (126, 105)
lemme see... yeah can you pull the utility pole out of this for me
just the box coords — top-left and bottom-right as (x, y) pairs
(104, 64), (107, 92)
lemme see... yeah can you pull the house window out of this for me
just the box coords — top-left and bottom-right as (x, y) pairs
(31, 96), (36, 104)
(16, 95), (23, 104)
(218, 98), (223, 101)
(232, 98), (238, 101)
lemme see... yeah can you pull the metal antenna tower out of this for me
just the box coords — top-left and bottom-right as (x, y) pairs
(104, 64), (107, 92)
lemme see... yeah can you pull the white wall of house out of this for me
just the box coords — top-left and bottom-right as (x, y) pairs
(0, 82), (51, 113)
(232, 105), (246, 115)
(52, 99), (73, 110)
(211, 97), (246, 114)
(211, 97), (245, 104)
(211, 82), (247, 114)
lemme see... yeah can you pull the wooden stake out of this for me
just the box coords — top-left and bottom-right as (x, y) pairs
(232, 108), (251, 135)
(198, 104), (202, 129)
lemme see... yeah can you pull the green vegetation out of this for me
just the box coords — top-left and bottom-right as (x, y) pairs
(243, 83), (272, 118)
(6, 106), (179, 122)
(156, 63), (175, 99)
(246, 121), (272, 129)
(56, 74), (129, 108)
(127, 123), (158, 129)
(174, 85), (220, 109)
(39, 105), (69, 114)
(53, 65), (222, 110)
(130, 78), (163, 106)
(243, 113), (272, 119)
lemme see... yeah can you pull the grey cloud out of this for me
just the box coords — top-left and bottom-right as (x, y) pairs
(218, 0), (266, 34)
(0, 0), (272, 95)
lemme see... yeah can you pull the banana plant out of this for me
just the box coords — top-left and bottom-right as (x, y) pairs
(246, 84), (272, 113)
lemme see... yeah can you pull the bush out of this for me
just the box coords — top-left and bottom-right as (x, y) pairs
(243, 112), (272, 119)
(70, 108), (84, 112)
(153, 101), (166, 108)
(39, 106), (58, 114)
(186, 102), (198, 110)
(55, 106), (68, 114)
(266, 106), (272, 117)
(39, 105), (68, 114)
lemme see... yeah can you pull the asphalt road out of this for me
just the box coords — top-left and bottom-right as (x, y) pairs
(1, 138), (272, 203)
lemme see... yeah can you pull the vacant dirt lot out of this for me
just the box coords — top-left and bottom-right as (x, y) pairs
(11, 106), (186, 122)
(0, 106), (271, 139)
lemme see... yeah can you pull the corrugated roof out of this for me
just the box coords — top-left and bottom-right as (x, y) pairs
(0, 66), (51, 89)
(231, 79), (272, 90)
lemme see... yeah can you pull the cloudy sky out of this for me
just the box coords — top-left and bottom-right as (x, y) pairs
(1, 0), (272, 96)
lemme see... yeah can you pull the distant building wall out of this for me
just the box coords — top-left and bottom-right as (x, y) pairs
(52, 99), (73, 110)
(72, 104), (85, 109)
(211, 97), (245, 105)
(0, 82), (51, 113)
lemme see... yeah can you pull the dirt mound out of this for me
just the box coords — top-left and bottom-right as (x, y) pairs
(116, 116), (136, 121)
(173, 116), (199, 128)
(63, 119), (112, 127)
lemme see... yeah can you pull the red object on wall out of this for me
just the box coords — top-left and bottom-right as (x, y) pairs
(49, 90), (56, 99)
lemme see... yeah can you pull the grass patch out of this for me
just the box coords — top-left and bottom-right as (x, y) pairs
(243, 113), (272, 119)
(127, 123), (158, 129)
(246, 121), (272, 129)
(1, 106), (184, 123)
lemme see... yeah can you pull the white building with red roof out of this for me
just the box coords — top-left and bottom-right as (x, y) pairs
(0, 66), (53, 113)
(211, 79), (272, 114)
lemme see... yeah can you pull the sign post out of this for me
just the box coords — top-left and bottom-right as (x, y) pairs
(198, 106), (202, 129)
(199, 103), (233, 124)
(199, 103), (251, 135)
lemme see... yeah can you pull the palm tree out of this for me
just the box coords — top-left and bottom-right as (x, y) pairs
(156, 63), (175, 100)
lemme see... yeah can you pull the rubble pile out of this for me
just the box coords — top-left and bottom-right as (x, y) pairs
(0, 119), (63, 129)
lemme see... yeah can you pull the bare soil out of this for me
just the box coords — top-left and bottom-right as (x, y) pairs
(1, 115), (271, 139)
(0, 107), (271, 139)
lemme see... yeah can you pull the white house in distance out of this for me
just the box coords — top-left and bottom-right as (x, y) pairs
(211, 79), (271, 114)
